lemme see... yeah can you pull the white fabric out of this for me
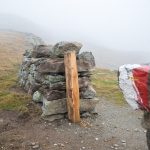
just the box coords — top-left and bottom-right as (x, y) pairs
(119, 64), (141, 110)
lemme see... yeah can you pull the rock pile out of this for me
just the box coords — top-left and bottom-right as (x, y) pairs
(19, 41), (99, 121)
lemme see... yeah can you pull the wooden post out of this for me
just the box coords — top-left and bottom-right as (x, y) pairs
(64, 51), (80, 123)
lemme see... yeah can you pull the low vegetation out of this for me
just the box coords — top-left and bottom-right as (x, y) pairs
(91, 68), (125, 105)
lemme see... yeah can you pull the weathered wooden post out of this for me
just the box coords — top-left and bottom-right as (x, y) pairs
(64, 50), (80, 123)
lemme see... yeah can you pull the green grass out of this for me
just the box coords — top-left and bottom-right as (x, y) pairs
(0, 67), (31, 111)
(91, 68), (125, 105)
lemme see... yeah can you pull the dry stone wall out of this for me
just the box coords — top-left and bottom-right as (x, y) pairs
(19, 41), (99, 121)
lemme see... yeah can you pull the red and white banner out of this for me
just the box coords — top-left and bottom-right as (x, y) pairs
(119, 64), (150, 112)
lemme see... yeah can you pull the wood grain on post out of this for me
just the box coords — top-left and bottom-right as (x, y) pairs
(64, 51), (80, 123)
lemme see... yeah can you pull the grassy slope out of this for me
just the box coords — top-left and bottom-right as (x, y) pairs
(0, 31), (31, 111)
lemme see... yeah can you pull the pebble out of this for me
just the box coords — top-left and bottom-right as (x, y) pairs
(95, 138), (99, 141)
(48, 123), (52, 126)
(122, 143), (126, 147)
(114, 144), (119, 147)
(82, 147), (86, 149)
(31, 142), (36, 146)
(102, 122), (105, 125)
(81, 140), (84, 143)
(69, 123), (72, 126)
(134, 128), (139, 132)
(60, 143), (65, 147)
(32, 145), (39, 149)
(121, 140), (126, 143)
(46, 137), (49, 140)
(104, 139), (108, 142)
(54, 143), (57, 146)
(144, 130), (147, 133)
(0, 119), (3, 123)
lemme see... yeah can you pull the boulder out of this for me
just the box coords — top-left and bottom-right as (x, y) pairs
(52, 41), (82, 57)
(78, 52), (95, 67)
(41, 114), (65, 121)
(43, 90), (66, 101)
(80, 85), (96, 99)
(35, 74), (89, 90)
(37, 56), (95, 73)
(38, 58), (64, 73)
(32, 45), (54, 58)
(42, 97), (100, 116)
(42, 97), (67, 116)
(33, 91), (42, 102)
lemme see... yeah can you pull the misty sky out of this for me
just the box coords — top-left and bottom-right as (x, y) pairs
(0, 0), (150, 68)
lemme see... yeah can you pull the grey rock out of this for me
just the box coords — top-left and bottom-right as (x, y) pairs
(32, 45), (54, 58)
(78, 77), (89, 89)
(24, 49), (33, 58)
(78, 52), (95, 67)
(29, 64), (36, 74)
(33, 91), (42, 102)
(42, 114), (65, 122)
(80, 98), (100, 112)
(28, 74), (35, 85)
(38, 58), (64, 73)
(77, 52), (95, 72)
(43, 90), (66, 101)
(52, 41), (82, 57)
(42, 97), (100, 116)
(32, 144), (39, 149)
(37, 76), (89, 90)
(39, 82), (66, 91)
(81, 112), (91, 118)
(80, 85), (96, 99)
(43, 75), (65, 84)
(37, 57), (95, 73)
(42, 97), (67, 116)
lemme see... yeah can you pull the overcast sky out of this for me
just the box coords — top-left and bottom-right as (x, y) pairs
(0, 0), (150, 68)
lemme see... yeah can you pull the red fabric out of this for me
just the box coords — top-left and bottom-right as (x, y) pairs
(132, 66), (150, 111)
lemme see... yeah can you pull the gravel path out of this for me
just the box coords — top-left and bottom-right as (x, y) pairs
(0, 98), (147, 150)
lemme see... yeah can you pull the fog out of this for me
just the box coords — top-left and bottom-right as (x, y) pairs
(0, 0), (150, 69)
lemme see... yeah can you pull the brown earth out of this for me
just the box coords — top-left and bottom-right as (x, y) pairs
(0, 98), (147, 150)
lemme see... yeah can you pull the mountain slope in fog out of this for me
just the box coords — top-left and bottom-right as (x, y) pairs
(0, 30), (44, 71)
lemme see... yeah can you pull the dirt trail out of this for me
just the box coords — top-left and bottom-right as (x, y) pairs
(0, 98), (147, 150)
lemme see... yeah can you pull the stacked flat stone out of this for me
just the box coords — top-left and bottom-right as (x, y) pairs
(19, 41), (99, 121)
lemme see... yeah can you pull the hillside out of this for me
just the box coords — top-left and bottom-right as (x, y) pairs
(0, 30), (44, 71)
(0, 30), (44, 110)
